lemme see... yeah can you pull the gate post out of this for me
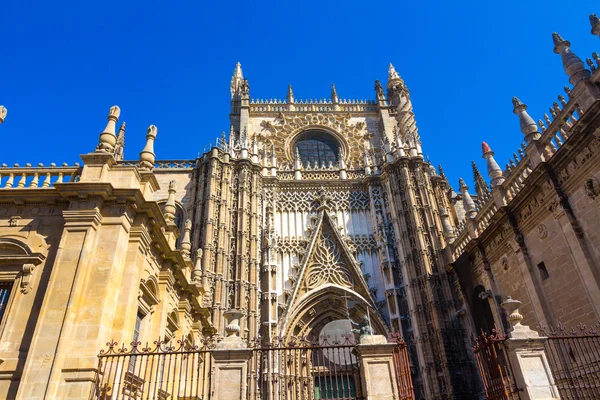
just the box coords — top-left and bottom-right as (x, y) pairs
(355, 334), (400, 400)
(211, 311), (252, 400)
(501, 298), (561, 400)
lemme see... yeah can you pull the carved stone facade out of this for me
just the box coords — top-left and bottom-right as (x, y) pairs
(1, 16), (600, 399)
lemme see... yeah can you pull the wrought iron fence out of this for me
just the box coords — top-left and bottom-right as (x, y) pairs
(538, 322), (600, 399)
(92, 338), (215, 400)
(92, 334), (414, 400)
(472, 330), (521, 400)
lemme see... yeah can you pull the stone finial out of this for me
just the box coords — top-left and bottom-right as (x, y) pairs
(113, 122), (126, 161)
(287, 84), (295, 104)
(591, 14), (600, 37)
(180, 219), (192, 258)
(440, 206), (456, 242)
(138, 125), (158, 170)
(481, 142), (504, 187)
(163, 181), (177, 223)
(374, 80), (385, 100)
(0, 106), (6, 124)
(96, 105), (121, 152)
(472, 161), (490, 198)
(459, 178), (477, 218)
(192, 249), (202, 282)
(512, 97), (540, 144)
(553, 32), (590, 85)
(388, 63), (400, 81)
(331, 84), (339, 104)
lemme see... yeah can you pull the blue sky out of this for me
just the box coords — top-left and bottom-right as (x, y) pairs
(1, 0), (599, 189)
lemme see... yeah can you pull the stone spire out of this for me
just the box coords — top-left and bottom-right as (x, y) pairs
(113, 122), (126, 161)
(482, 142), (504, 187)
(388, 63), (401, 83)
(138, 125), (157, 170)
(591, 14), (600, 38)
(471, 161), (490, 198)
(459, 178), (477, 218)
(164, 181), (177, 223)
(331, 84), (339, 103)
(374, 80), (385, 101)
(438, 165), (450, 187)
(512, 97), (541, 144)
(553, 33), (590, 85)
(287, 84), (295, 104)
(439, 206), (456, 242)
(96, 106), (120, 152)
(230, 62), (244, 99)
(180, 219), (192, 258)
(0, 106), (6, 124)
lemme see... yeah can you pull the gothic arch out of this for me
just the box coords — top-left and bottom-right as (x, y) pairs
(281, 284), (388, 340)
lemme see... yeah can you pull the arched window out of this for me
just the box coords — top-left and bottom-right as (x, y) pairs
(295, 130), (340, 166)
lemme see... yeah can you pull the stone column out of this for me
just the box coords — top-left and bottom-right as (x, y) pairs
(211, 311), (252, 400)
(355, 335), (400, 400)
(501, 298), (561, 400)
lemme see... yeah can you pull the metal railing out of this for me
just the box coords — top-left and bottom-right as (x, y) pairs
(539, 322), (600, 399)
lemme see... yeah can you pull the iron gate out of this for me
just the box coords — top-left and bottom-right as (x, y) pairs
(472, 330), (521, 400)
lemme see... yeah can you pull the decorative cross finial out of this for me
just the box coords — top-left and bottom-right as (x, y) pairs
(553, 32), (590, 85)
(96, 105), (121, 152)
(138, 125), (158, 170)
(0, 106), (6, 124)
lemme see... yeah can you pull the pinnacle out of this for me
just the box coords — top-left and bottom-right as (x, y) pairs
(481, 141), (492, 154)
(552, 32), (565, 45)
(458, 178), (468, 188)
(512, 97), (523, 108)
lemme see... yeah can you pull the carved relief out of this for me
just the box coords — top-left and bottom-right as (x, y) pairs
(256, 113), (369, 165)
(584, 177), (600, 199)
(537, 224), (548, 239)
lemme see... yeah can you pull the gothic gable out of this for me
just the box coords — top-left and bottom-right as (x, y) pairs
(287, 209), (374, 313)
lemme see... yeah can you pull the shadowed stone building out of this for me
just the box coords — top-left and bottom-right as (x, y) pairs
(0, 13), (600, 400)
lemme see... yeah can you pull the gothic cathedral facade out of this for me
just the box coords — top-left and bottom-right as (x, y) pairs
(1, 14), (600, 399)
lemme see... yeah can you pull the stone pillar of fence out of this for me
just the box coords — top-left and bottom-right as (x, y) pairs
(355, 334), (400, 400)
(211, 311), (252, 400)
(501, 297), (561, 400)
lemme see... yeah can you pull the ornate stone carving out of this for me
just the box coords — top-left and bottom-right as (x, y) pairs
(257, 113), (369, 165)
